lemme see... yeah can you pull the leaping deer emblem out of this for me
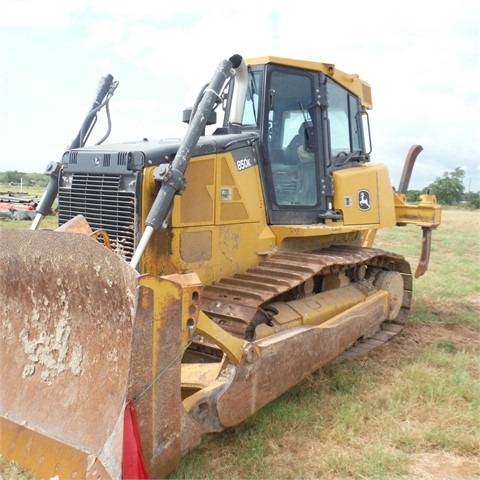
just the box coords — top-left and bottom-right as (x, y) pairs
(358, 190), (371, 211)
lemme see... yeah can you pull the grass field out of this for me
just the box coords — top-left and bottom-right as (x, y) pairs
(0, 208), (479, 479)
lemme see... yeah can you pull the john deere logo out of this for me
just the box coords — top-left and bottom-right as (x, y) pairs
(358, 189), (371, 211)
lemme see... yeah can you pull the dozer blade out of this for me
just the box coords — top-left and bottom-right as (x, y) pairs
(0, 229), (140, 479)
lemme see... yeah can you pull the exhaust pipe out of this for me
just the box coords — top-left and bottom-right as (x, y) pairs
(229, 56), (248, 126)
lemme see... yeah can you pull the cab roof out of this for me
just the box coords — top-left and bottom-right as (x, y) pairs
(245, 56), (372, 109)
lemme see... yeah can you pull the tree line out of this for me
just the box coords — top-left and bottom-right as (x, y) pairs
(406, 167), (479, 209)
(1, 167), (478, 209)
(0, 171), (50, 189)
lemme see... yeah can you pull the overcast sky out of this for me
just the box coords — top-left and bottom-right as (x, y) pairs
(0, 0), (478, 191)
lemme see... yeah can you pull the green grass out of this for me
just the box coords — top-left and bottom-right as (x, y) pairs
(375, 209), (480, 329)
(0, 184), (46, 197)
(0, 214), (58, 230)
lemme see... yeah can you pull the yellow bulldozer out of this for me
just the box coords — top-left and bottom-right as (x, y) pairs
(0, 54), (441, 479)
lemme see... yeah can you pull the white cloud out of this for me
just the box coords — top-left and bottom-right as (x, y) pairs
(0, 0), (83, 29)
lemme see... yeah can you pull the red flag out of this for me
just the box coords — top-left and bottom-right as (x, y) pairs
(123, 399), (150, 479)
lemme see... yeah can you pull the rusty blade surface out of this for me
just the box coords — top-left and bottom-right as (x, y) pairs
(0, 229), (139, 479)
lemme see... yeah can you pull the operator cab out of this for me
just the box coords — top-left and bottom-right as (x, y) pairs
(224, 57), (371, 225)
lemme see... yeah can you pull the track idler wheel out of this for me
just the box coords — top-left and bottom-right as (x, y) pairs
(373, 270), (404, 320)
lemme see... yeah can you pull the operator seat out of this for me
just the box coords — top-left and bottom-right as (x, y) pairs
(284, 122), (309, 164)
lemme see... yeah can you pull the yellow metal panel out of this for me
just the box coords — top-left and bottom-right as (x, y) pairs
(394, 192), (442, 227)
(171, 152), (265, 227)
(135, 274), (201, 478)
(270, 225), (374, 251)
(172, 156), (215, 226)
(170, 223), (275, 285)
(181, 362), (225, 390)
(220, 202), (249, 220)
(216, 154), (265, 224)
(195, 311), (245, 363)
(139, 152), (274, 278)
(0, 417), (95, 480)
(180, 230), (212, 263)
(333, 164), (396, 227)
(257, 225), (277, 253)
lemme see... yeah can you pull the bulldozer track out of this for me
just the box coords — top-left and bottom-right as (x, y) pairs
(200, 245), (412, 360)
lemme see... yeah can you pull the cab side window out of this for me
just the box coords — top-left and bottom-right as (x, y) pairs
(328, 79), (362, 158)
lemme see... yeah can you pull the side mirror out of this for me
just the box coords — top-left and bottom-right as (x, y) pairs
(304, 126), (315, 152)
(182, 108), (217, 126)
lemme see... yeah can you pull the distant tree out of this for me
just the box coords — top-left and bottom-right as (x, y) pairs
(406, 190), (422, 202)
(467, 192), (480, 209)
(424, 167), (465, 205)
(26, 172), (49, 188)
(4, 170), (22, 184)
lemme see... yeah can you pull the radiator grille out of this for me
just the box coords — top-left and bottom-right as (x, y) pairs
(58, 173), (136, 261)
